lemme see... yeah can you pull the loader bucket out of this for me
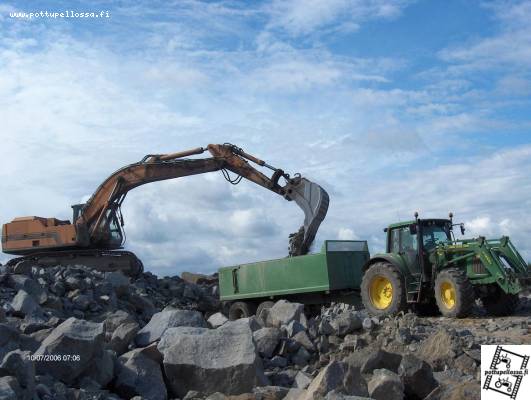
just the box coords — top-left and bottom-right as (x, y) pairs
(285, 178), (329, 256)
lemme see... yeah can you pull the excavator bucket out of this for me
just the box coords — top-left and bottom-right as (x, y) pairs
(285, 178), (330, 256)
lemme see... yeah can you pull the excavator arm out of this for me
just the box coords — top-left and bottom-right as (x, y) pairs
(77, 143), (329, 256)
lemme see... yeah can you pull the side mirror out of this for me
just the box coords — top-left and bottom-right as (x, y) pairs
(460, 224), (465, 235)
(409, 224), (417, 235)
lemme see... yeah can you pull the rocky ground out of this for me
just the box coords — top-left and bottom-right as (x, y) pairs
(0, 263), (529, 400)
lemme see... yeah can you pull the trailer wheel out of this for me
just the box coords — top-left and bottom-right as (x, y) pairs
(256, 301), (275, 321)
(434, 268), (474, 318)
(228, 301), (255, 320)
(361, 262), (407, 316)
(482, 288), (519, 316)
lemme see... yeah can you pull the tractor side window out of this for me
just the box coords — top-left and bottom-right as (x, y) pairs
(390, 229), (400, 253)
(399, 227), (418, 252)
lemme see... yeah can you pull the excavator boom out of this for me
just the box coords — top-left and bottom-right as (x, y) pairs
(1, 143), (329, 274)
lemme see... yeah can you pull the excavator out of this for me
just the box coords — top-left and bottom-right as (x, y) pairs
(1, 143), (329, 276)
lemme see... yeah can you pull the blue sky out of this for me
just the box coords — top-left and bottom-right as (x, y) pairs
(1, 1), (530, 275)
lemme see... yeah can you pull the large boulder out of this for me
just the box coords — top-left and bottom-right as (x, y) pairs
(267, 300), (305, 328)
(135, 309), (207, 346)
(398, 354), (438, 399)
(160, 319), (267, 397)
(114, 349), (167, 400)
(109, 322), (140, 355)
(361, 350), (402, 374)
(253, 327), (281, 358)
(299, 361), (345, 400)
(33, 317), (104, 383)
(367, 369), (404, 400)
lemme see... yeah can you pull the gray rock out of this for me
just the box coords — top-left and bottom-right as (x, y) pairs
(0, 324), (38, 361)
(343, 364), (369, 397)
(207, 312), (228, 328)
(161, 319), (267, 397)
(253, 386), (290, 400)
(10, 290), (40, 316)
(267, 300), (305, 328)
(253, 327), (281, 358)
(319, 320), (334, 336)
(0, 307), (5, 323)
(361, 350), (402, 374)
(135, 310), (207, 346)
(105, 271), (130, 295)
(284, 388), (306, 400)
(268, 356), (288, 368)
(110, 322), (140, 355)
(114, 350), (167, 400)
(330, 312), (362, 336)
(8, 275), (47, 304)
(398, 354), (437, 399)
(300, 360), (345, 400)
(325, 390), (374, 400)
(292, 331), (314, 352)
(293, 371), (313, 389)
(103, 310), (135, 332)
(34, 317), (104, 383)
(157, 327), (209, 353)
(395, 327), (412, 345)
(368, 369), (404, 400)
(0, 350), (35, 398)
(286, 320), (306, 338)
(362, 318), (373, 331)
(292, 346), (311, 367)
(0, 376), (21, 400)
(85, 349), (115, 389)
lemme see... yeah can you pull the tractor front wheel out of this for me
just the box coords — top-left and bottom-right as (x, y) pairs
(361, 262), (407, 316)
(434, 269), (474, 318)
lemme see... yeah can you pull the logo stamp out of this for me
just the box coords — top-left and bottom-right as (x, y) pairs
(481, 345), (530, 399)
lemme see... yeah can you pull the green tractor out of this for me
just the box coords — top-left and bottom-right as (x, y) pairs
(361, 213), (530, 318)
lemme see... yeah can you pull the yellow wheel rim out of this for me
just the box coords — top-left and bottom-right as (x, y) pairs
(369, 276), (393, 309)
(440, 281), (456, 309)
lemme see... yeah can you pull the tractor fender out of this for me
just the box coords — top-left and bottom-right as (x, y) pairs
(363, 253), (413, 285)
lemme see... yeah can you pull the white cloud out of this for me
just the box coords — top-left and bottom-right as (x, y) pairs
(265, 0), (412, 37)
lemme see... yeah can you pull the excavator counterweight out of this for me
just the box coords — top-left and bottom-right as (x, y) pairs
(1, 143), (329, 275)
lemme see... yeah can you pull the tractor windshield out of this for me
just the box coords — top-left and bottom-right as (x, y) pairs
(422, 222), (451, 250)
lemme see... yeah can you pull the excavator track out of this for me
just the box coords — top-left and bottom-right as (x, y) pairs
(6, 249), (144, 277)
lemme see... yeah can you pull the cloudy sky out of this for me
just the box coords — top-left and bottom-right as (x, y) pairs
(1, 0), (530, 276)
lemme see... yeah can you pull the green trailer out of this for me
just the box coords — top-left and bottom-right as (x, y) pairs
(219, 240), (370, 319)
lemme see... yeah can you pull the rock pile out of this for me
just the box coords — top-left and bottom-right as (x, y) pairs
(1, 262), (528, 400)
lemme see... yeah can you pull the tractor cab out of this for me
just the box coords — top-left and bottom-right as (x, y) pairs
(383, 214), (464, 283)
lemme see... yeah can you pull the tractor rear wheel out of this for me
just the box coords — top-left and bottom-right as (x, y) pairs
(482, 288), (519, 316)
(228, 301), (256, 320)
(361, 262), (407, 316)
(434, 268), (474, 318)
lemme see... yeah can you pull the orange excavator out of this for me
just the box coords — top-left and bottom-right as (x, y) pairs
(2, 143), (329, 275)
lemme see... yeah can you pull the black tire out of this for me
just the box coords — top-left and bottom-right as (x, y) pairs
(228, 301), (255, 321)
(483, 289), (519, 316)
(256, 301), (275, 320)
(361, 262), (407, 316)
(434, 268), (474, 318)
